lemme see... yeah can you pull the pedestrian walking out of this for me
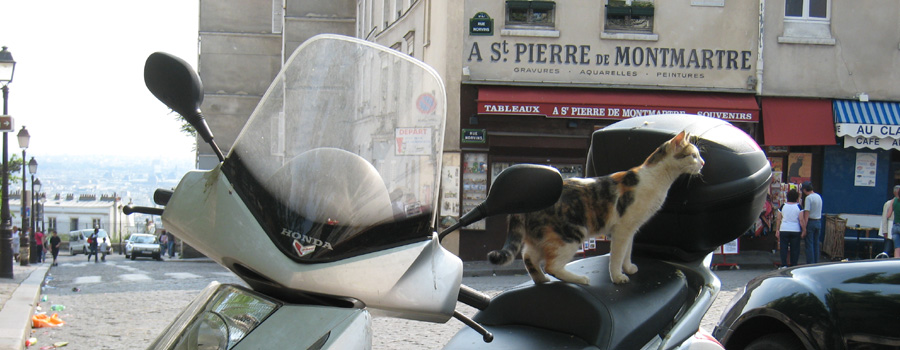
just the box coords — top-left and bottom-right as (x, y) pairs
(35, 229), (45, 263)
(87, 228), (100, 262)
(776, 189), (805, 267)
(11, 226), (19, 263)
(166, 231), (175, 258)
(49, 230), (61, 266)
(801, 181), (823, 264)
(159, 231), (168, 257)
(100, 236), (109, 262)
(882, 185), (900, 258)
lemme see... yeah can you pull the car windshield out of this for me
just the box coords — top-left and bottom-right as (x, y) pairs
(221, 35), (446, 263)
(132, 236), (155, 244)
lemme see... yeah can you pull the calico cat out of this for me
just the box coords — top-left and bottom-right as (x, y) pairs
(488, 131), (704, 285)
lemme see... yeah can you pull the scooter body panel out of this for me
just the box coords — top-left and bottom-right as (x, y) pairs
(163, 166), (462, 323)
(235, 304), (371, 349)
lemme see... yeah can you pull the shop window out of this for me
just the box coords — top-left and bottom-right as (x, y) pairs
(506, 1), (555, 28)
(604, 0), (655, 34)
(779, 0), (834, 45)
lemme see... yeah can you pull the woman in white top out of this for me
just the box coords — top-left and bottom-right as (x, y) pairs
(776, 189), (805, 267)
(11, 226), (20, 262)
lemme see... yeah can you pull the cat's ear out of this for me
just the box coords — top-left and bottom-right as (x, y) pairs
(671, 130), (689, 151)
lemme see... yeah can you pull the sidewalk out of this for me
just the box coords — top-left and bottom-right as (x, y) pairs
(0, 263), (50, 350)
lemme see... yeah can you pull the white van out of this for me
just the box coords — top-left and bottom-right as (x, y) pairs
(68, 229), (113, 255)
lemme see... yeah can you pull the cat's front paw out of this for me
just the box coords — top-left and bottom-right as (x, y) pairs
(611, 273), (630, 284)
(624, 263), (639, 275)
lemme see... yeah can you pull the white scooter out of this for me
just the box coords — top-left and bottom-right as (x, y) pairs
(126, 34), (771, 350)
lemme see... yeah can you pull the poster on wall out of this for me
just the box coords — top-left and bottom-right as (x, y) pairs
(395, 128), (433, 155)
(787, 153), (811, 184)
(854, 152), (877, 187)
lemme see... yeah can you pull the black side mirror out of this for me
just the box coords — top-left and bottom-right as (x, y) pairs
(439, 164), (562, 240)
(144, 52), (224, 161)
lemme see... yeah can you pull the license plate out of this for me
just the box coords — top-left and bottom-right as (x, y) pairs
(141, 250), (151, 254)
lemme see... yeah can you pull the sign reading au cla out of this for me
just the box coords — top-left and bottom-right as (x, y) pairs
(469, 12), (493, 36)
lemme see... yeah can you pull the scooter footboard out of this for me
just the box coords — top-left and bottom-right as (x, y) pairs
(448, 256), (692, 349)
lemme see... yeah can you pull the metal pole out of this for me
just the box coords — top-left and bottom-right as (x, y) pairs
(24, 150), (33, 264)
(30, 173), (35, 263)
(0, 85), (12, 277)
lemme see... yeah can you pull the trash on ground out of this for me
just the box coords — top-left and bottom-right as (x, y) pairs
(25, 337), (37, 347)
(71, 287), (80, 292)
(50, 304), (65, 311)
(32, 313), (65, 328)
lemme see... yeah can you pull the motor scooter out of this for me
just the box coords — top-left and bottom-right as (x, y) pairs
(126, 34), (771, 350)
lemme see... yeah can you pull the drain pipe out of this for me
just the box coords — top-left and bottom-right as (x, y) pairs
(756, 0), (765, 95)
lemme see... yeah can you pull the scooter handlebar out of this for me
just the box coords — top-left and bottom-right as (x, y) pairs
(122, 205), (164, 216)
(458, 284), (491, 311)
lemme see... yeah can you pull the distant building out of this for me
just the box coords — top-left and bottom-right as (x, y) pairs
(9, 191), (138, 242)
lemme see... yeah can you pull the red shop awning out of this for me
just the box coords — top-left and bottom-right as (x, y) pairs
(476, 86), (760, 122)
(761, 97), (836, 146)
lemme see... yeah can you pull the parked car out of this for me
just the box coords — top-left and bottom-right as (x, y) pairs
(713, 259), (900, 350)
(124, 233), (162, 260)
(68, 229), (113, 255)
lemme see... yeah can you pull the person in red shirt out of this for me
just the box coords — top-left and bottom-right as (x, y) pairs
(34, 229), (45, 263)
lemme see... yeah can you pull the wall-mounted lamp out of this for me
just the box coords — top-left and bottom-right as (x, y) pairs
(746, 75), (758, 90)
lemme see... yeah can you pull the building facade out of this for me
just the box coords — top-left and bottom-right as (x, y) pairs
(197, 1), (900, 260)
(10, 192), (136, 242)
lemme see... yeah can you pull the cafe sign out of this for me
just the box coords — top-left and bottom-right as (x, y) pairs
(835, 123), (900, 151)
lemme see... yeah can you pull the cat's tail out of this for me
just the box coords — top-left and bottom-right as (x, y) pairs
(487, 214), (525, 265)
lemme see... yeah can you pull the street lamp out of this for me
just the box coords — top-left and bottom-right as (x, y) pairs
(27, 157), (37, 264)
(17, 127), (28, 265)
(0, 46), (17, 278)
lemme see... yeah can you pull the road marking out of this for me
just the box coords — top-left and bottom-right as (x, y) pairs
(120, 274), (152, 282)
(211, 272), (236, 277)
(115, 265), (146, 274)
(73, 276), (102, 284)
(166, 273), (201, 279)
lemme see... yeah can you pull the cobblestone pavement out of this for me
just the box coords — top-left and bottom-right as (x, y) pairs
(29, 253), (770, 349)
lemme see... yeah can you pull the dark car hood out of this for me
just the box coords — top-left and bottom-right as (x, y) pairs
(720, 259), (900, 349)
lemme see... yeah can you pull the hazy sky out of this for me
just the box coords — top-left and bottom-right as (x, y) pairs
(0, 1), (199, 161)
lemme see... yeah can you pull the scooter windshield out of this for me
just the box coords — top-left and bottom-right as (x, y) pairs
(221, 35), (446, 263)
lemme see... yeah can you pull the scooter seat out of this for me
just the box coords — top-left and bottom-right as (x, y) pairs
(469, 255), (690, 349)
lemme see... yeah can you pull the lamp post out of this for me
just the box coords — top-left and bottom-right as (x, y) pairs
(31, 177), (40, 240)
(0, 46), (17, 278)
(16, 127), (28, 265)
(27, 157), (37, 264)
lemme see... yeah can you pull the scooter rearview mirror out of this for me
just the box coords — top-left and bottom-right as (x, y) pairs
(438, 164), (562, 240)
(144, 52), (225, 161)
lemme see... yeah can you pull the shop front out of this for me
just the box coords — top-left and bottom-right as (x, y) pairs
(743, 97), (836, 252)
(829, 100), (900, 215)
(455, 84), (760, 261)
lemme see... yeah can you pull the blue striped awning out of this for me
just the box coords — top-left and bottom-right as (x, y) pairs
(834, 100), (900, 125)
